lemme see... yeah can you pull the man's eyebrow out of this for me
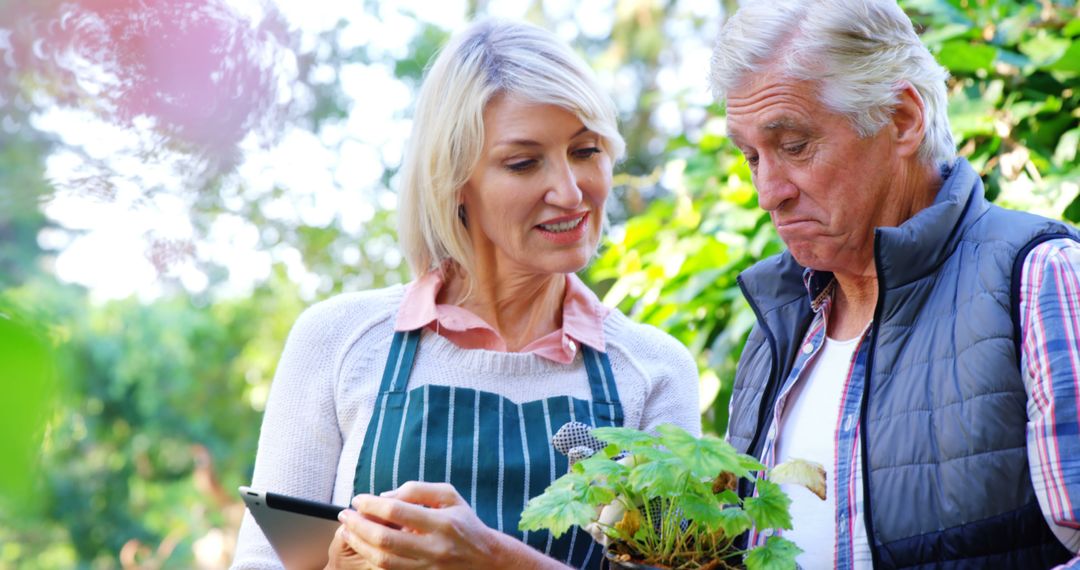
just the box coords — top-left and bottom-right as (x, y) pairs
(764, 118), (808, 132)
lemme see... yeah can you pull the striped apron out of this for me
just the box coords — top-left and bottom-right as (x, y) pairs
(353, 329), (624, 569)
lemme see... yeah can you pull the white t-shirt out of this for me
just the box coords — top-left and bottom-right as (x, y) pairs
(775, 334), (870, 569)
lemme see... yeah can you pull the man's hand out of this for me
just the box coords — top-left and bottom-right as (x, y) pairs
(582, 454), (644, 547)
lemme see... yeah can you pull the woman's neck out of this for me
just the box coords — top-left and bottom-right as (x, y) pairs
(440, 265), (566, 352)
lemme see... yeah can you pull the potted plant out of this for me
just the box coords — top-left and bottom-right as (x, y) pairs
(519, 424), (824, 570)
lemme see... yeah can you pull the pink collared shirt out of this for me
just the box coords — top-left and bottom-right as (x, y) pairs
(394, 271), (609, 364)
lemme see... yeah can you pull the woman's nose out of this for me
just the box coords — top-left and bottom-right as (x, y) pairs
(544, 160), (583, 208)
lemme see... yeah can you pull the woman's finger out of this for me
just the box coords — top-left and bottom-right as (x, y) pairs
(341, 530), (425, 570)
(340, 508), (437, 564)
(381, 481), (465, 508)
(350, 494), (445, 534)
(327, 524), (373, 570)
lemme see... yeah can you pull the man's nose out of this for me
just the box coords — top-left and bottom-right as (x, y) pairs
(754, 157), (797, 212)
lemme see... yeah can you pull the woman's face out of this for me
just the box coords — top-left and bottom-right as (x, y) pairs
(461, 94), (612, 277)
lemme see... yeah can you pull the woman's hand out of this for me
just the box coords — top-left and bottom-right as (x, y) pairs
(325, 523), (373, 570)
(337, 481), (567, 570)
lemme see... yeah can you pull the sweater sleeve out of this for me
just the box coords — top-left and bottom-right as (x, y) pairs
(231, 298), (352, 569)
(617, 318), (702, 437)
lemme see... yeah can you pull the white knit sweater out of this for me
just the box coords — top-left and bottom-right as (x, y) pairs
(231, 284), (701, 569)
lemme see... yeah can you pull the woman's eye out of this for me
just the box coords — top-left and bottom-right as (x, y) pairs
(506, 159), (537, 172)
(572, 147), (602, 159)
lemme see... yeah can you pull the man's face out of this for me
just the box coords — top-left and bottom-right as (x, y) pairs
(726, 70), (903, 277)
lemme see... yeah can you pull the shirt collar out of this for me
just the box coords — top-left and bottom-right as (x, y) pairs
(802, 268), (837, 314)
(394, 270), (608, 353)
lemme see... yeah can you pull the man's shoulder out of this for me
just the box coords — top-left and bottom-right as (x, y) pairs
(972, 204), (1080, 247)
(738, 251), (811, 318)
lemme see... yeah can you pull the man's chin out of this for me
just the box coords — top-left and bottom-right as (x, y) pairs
(786, 246), (831, 272)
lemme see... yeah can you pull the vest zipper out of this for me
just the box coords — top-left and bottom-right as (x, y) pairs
(860, 229), (886, 569)
(737, 275), (782, 463)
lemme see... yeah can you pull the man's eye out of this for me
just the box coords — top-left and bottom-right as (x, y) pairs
(506, 159), (537, 172)
(783, 142), (807, 155)
(572, 147), (602, 159)
(745, 154), (759, 167)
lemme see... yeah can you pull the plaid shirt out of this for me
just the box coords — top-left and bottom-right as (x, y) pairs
(749, 238), (1080, 569)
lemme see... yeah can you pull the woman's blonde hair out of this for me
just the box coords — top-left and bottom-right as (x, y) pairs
(397, 18), (625, 280)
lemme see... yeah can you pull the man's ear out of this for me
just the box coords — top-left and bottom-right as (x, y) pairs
(891, 81), (926, 159)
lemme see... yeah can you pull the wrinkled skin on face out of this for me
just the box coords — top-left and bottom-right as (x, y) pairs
(725, 70), (932, 281)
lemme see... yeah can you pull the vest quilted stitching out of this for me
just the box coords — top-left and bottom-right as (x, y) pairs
(729, 159), (1078, 568)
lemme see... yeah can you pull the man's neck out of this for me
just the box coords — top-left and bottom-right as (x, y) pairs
(828, 274), (878, 341)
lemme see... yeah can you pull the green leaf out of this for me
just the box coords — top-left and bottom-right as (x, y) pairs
(1063, 193), (1080, 224)
(577, 453), (630, 481)
(656, 423), (747, 479)
(917, 23), (970, 48)
(679, 492), (722, 526)
(544, 471), (589, 499)
(936, 40), (997, 73)
(738, 454), (766, 472)
(745, 536), (802, 570)
(769, 458), (827, 501)
(628, 458), (689, 496)
(631, 446), (669, 463)
(714, 507), (753, 538)
(1065, 19), (1080, 38)
(1047, 41), (1080, 74)
(518, 489), (595, 538)
(593, 426), (658, 450)
(1053, 128), (1079, 167)
(716, 489), (741, 506)
(743, 480), (793, 530)
(584, 484), (616, 506)
(949, 80), (1003, 138)
(1019, 34), (1071, 68)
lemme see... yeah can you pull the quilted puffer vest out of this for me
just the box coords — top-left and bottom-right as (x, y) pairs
(727, 159), (1078, 568)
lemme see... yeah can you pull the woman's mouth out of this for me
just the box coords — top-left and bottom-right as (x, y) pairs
(536, 212), (590, 244)
(537, 213), (587, 233)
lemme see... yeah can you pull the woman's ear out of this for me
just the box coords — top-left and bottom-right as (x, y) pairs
(891, 81), (926, 159)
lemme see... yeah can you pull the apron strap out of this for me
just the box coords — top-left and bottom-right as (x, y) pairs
(378, 329), (422, 394)
(581, 345), (624, 427)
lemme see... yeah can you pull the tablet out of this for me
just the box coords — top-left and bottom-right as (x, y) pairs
(239, 486), (344, 570)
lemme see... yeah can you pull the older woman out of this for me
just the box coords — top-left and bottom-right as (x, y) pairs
(232, 19), (700, 570)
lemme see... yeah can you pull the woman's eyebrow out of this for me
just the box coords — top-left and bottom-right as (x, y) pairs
(493, 126), (593, 148)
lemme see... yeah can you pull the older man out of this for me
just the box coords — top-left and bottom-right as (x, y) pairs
(712, 1), (1080, 568)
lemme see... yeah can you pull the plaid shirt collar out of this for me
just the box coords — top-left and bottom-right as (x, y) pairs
(803, 268), (838, 314)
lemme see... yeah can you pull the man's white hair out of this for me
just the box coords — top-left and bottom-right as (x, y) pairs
(710, 0), (955, 165)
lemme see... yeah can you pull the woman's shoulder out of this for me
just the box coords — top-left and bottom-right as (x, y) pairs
(287, 284), (406, 345)
(601, 309), (695, 371)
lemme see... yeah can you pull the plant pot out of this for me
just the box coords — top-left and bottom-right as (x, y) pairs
(603, 549), (665, 569)
(603, 548), (744, 570)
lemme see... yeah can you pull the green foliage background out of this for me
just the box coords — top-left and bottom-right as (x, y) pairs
(0, 0), (1077, 567)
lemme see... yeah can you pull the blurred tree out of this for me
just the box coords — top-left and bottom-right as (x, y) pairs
(0, 0), (1077, 567)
